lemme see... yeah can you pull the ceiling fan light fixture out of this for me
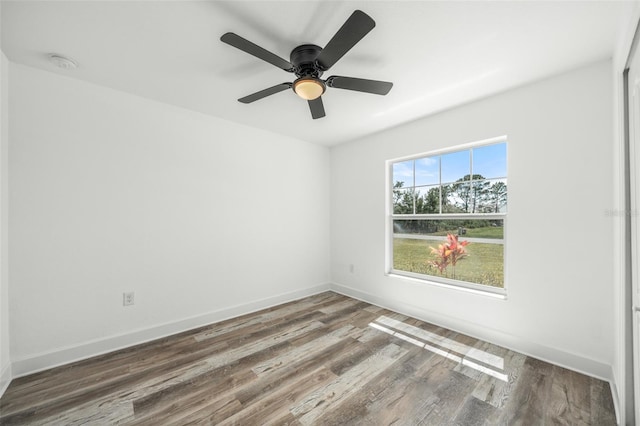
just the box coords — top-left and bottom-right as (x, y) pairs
(293, 77), (325, 100)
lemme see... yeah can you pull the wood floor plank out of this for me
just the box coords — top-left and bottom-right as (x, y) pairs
(472, 347), (527, 409)
(1, 320), (322, 424)
(291, 343), (408, 425)
(251, 325), (354, 375)
(383, 356), (471, 425)
(138, 331), (359, 423)
(217, 367), (337, 426)
(2, 296), (332, 418)
(127, 321), (324, 417)
(590, 377), (617, 425)
(133, 325), (357, 422)
(311, 346), (433, 425)
(235, 341), (362, 409)
(547, 366), (592, 425)
(30, 399), (135, 426)
(160, 394), (242, 426)
(452, 395), (497, 426)
(130, 358), (260, 422)
(490, 357), (555, 425)
(318, 298), (361, 314)
(193, 292), (340, 343)
(0, 291), (616, 425)
(345, 354), (458, 425)
(170, 335), (361, 425)
(2, 333), (201, 405)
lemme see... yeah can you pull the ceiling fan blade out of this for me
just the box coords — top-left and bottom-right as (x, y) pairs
(326, 76), (393, 95)
(221, 32), (294, 72)
(308, 97), (326, 119)
(316, 10), (376, 71)
(238, 83), (292, 104)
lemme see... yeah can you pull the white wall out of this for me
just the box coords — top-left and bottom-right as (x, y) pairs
(8, 63), (330, 375)
(0, 51), (11, 395)
(330, 60), (615, 380)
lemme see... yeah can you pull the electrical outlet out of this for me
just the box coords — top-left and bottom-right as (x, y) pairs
(349, 264), (355, 274)
(123, 291), (135, 306)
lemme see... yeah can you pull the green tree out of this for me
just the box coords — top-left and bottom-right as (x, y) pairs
(449, 174), (490, 213)
(393, 181), (414, 214)
(487, 181), (507, 213)
(416, 187), (439, 214)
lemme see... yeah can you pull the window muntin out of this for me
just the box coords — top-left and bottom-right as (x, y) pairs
(389, 140), (507, 293)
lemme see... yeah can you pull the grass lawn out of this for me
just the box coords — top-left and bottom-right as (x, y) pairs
(393, 237), (504, 288)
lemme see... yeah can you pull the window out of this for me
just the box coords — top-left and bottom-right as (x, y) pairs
(387, 138), (507, 295)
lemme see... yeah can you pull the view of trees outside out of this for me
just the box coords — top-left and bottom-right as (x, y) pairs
(393, 174), (507, 211)
(390, 142), (506, 288)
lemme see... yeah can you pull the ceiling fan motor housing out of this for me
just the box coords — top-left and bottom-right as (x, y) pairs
(290, 44), (324, 78)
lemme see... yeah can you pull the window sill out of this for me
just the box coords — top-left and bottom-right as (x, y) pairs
(387, 271), (507, 300)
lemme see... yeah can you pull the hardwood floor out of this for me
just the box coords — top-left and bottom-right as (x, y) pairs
(0, 292), (616, 425)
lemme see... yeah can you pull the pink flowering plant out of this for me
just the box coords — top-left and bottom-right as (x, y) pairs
(428, 233), (469, 279)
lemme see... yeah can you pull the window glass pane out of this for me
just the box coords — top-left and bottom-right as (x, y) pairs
(393, 160), (414, 188)
(445, 179), (474, 213)
(441, 150), (470, 184)
(393, 219), (504, 288)
(473, 143), (507, 179)
(393, 219), (503, 238)
(483, 179), (507, 213)
(393, 219), (441, 235)
(392, 188), (414, 214)
(416, 186), (440, 213)
(415, 156), (439, 186)
(468, 179), (492, 214)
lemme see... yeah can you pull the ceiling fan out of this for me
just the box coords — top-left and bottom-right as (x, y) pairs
(220, 10), (393, 119)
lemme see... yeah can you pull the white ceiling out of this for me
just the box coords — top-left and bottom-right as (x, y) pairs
(1, 1), (636, 146)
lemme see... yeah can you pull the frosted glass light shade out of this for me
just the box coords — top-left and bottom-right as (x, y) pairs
(293, 78), (325, 100)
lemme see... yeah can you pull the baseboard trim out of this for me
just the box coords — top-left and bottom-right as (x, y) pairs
(11, 283), (331, 378)
(330, 282), (614, 383)
(0, 362), (11, 399)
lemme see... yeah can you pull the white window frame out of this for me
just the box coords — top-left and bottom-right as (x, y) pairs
(385, 136), (507, 297)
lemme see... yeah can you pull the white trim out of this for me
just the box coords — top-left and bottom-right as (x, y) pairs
(10, 283), (331, 378)
(330, 281), (614, 382)
(386, 135), (508, 164)
(392, 213), (506, 220)
(386, 138), (508, 295)
(0, 362), (11, 399)
(386, 272), (506, 298)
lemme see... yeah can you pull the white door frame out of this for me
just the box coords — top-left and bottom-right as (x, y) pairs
(626, 24), (640, 425)
(629, 69), (639, 425)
